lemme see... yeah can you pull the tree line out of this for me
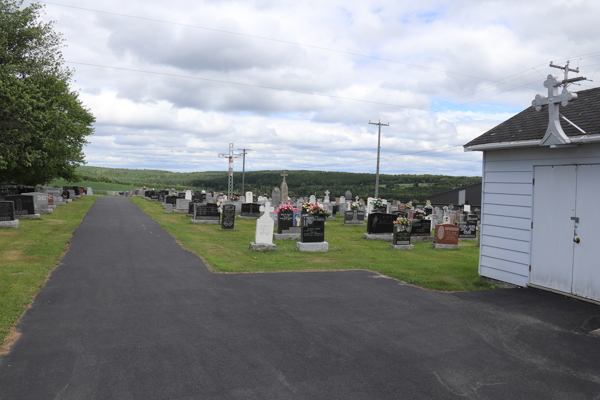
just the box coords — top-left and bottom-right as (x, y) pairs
(76, 166), (481, 202)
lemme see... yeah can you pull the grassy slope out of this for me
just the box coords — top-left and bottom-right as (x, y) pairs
(0, 196), (96, 353)
(132, 197), (491, 292)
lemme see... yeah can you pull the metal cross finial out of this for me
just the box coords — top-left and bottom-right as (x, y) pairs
(532, 75), (577, 146)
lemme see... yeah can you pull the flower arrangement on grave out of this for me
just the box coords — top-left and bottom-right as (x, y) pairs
(372, 199), (385, 208)
(230, 194), (238, 201)
(350, 202), (361, 211)
(276, 203), (297, 212)
(393, 216), (411, 225)
(414, 208), (425, 219)
(307, 203), (330, 217)
(300, 202), (311, 211)
(403, 202), (413, 210)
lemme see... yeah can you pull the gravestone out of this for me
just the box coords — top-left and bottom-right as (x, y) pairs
(297, 215), (328, 252)
(271, 187), (281, 208)
(324, 190), (330, 203)
(432, 224), (460, 249)
(339, 196), (346, 205)
(245, 191), (253, 203)
(459, 221), (477, 239)
(0, 201), (19, 228)
(343, 210), (365, 225)
(250, 202), (276, 251)
(23, 193), (52, 214)
(192, 203), (220, 224)
(309, 195), (316, 204)
(410, 219), (433, 242)
(275, 209), (300, 240)
(221, 204), (236, 230)
(345, 190), (352, 200)
(166, 196), (178, 205)
(389, 224), (413, 250)
(175, 199), (191, 213)
(4, 195), (39, 219)
(280, 172), (289, 204)
(185, 190), (192, 201)
(164, 204), (173, 213)
(241, 203), (261, 219)
(87, 187), (93, 196)
(364, 213), (396, 241)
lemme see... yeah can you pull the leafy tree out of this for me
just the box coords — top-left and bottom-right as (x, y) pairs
(0, 0), (94, 185)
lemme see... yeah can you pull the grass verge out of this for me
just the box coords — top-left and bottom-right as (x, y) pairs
(0, 196), (97, 354)
(132, 197), (492, 293)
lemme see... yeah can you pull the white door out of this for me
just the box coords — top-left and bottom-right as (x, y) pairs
(572, 165), (600, 301)
(530, 166), (577, 293)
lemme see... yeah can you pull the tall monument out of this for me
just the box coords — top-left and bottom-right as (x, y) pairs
(280, 172), (289, 204)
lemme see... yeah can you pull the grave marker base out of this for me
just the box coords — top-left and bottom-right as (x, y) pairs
(363, 233), (393, 242)
(411, 236), (434, 243)
(431, 243), (460, 250)
(38, 209), (53, 215)
(0, 220), (19, 228)
(15, 214), (40, 219)
(249, 242), (276, 251)
(273, 233), (301, 240)
(191, 219), (219, 224)
(343, 221), (364, 226)
(164, 204), (173, 213)
(239, 215), (260, 220)
(296, 242), (329, 252)
(388, 244), (414, 250)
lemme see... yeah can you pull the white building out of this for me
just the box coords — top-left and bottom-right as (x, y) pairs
(464, 77), (600, 303)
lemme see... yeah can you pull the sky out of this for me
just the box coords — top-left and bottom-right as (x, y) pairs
(25, 0), (600, 176)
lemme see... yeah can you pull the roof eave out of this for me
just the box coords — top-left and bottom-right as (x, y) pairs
(464, 134), (600, 152)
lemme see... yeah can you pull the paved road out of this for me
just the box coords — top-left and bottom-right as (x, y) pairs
(1, 196), (600, 400)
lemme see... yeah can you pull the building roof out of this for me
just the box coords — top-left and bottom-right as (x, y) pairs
(464, 86), (600, 148)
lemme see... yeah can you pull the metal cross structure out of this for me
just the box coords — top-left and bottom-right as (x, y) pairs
(369, 119), (389, 198)
(218, 143), (242, 200)
(532, 61), (586, 146)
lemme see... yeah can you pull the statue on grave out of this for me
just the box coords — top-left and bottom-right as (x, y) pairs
(280, 172), (289, 204)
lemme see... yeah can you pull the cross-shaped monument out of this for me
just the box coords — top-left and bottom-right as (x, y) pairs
(280, 172), (289, 204)
(259, 202), (274, 215)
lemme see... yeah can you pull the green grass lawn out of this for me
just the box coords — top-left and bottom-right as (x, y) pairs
(48, 179), (137, 191)
(132, 197), (491, 293)
(0, 196), (96, 353)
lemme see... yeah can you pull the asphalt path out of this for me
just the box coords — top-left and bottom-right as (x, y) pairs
(1, 196), (600, 399)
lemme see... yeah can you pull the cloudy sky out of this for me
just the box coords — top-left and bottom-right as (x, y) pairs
(26, 0), (600, 176)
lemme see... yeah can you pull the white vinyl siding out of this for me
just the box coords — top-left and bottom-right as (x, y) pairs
(480, 143), (600, 286)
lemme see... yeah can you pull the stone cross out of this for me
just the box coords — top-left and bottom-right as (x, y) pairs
(260, 202), (274, 215)
(532, 74), (577, 146)
(355, 196), (359, 202)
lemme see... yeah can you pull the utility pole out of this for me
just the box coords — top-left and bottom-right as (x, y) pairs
(238, 148), (251, 196)
(218, 143), (242, 199)
(369, 119), (389, 199)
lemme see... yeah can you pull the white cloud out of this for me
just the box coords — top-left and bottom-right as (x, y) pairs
(26, 0), (600, 176)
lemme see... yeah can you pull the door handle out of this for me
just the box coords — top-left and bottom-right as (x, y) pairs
(573, 238), (580, 243)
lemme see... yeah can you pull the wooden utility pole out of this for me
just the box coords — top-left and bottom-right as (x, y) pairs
(369, 120), (389, 198)
(238, 148), (251, 195)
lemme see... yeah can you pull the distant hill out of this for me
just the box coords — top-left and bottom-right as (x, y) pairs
(67, 166), (481, 202)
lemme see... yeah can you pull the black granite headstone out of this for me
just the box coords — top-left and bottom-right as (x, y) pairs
(221, 204), (236, 230)
(301, 215), (325, 243)
(4, 195), (35, 216)
(0, 201), (15, 221)
(367, 213), (396, 234)
(166, 196), (178, 205)
(393, 225), (411, 245)
(425, 208), (433, 215)
(241, 203), (261, 217)
(194, 203), (220, 221)
(410, 219), (432, 237)
(459, 221), (477, 238)
(277, 210), (294, 234)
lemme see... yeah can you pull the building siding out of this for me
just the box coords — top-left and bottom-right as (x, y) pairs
(480, 143), (600, 286)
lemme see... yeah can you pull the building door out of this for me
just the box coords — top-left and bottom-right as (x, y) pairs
(531, 165), (600, 302)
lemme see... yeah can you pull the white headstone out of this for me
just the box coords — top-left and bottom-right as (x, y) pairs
(185, 190), (192, 201)
(255, 202), (274, 244)
(309, 195), (316, 204)
(259, 202), (275, 215)
(246, 191), (253, 203)
(366, 197), (375, 214)
(324, 190), (330, 203)
(463, 204), (471, 213)
(340, 196), (346, 204)
(87, 187), (93, 196)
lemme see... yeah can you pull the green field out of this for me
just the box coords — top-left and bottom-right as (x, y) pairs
(0, 196), (97, 353)
(131, 197), (492, 293)
(48, 179), (138, 191)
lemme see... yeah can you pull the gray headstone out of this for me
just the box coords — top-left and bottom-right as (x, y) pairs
(271, 187), (281, 208)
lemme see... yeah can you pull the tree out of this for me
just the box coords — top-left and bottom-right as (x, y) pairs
(0, 0), (94, 185)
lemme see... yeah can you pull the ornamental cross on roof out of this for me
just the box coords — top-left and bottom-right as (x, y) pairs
(531, 61), (586, 146)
